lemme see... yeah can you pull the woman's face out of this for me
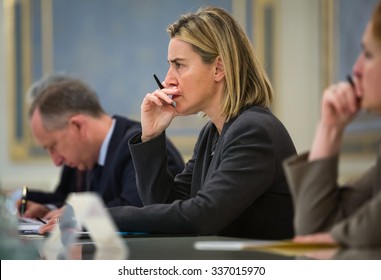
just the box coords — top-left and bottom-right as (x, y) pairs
(164, 38), (224, 118)
(353, 23), (381, 113)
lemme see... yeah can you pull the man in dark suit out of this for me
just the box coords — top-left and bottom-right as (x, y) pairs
(19, 74), (184, 218)
(26, 166), (87, 206)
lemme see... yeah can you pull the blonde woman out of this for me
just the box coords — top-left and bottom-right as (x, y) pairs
(42, 6), (296, 239)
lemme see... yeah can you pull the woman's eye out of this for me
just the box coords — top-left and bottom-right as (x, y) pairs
(363, 50), (373, 59)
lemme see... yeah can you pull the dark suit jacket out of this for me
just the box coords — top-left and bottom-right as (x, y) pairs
(27, 166), (86, 205)
(109, 106), (296, 239)
(28, 115), (184, 208)
(283, 146), (381, 247)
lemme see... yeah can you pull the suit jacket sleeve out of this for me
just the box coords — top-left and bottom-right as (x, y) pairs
(27, 166), (79, 205)
(125, 131), (193, 205)
(330, 170), (381, 247)
(165, 139), (185, 177)
(283, 152), (380, 246)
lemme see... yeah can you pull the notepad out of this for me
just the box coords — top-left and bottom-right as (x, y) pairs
(18, 217), (44, 235)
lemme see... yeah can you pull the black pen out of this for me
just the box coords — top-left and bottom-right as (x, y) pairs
(153, 73), (164, 90)
(153, 74), (176, 107)
(346, 75), (355, 88)
(36, 217), (47, 224)
(346, 74), (361, 106)
(20, 185), (28, 216)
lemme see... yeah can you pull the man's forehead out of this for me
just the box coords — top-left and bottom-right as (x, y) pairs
(30, 110), (57, 145)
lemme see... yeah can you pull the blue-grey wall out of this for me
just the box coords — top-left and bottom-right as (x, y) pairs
(42, 0), (232, 125)
(338, 0), (378, 80)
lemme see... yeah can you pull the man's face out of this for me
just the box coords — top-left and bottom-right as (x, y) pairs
(30, 109), (92, 170)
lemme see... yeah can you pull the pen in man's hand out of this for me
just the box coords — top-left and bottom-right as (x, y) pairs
(36, 217), (47, 224)
(20, 185), (28, 216)
(153, 74), (176, 107)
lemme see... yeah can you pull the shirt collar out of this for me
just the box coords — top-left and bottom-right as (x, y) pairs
(98, 118), (116, 166)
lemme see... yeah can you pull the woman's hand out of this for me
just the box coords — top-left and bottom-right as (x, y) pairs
(309, 79), (360, 160)
(140, 87), (179, 142)
(293, 232), (338, 245)
(320, 81), (359, 130)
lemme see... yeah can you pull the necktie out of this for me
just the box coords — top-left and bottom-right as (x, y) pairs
(91, 164), (103, 192)
(76, 170), (86, 192)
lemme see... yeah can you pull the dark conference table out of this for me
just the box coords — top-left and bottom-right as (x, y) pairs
(82, 235), (293, 260)
(27, 234), (381, 260)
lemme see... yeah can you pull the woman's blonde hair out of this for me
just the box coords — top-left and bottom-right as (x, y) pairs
(372, 1), (381, 44)
(167, 6), (273, 121)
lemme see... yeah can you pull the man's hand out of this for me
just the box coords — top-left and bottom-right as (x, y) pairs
(39, 207), (65, 234)
(16, 199), (50, 219)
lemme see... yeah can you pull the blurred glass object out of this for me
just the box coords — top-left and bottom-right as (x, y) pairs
(0, 187), (40, 259)
(42, 192), (128, 260)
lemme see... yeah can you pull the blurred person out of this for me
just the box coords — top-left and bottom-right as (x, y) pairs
(283, 1), (381, 247)
(20, 75), (89, 207)
(19, 74), (184, 219)
(10, 75), (87, 209)
(25, 166), (87, 207)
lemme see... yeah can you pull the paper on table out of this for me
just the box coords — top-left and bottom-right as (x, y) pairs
(18, 217), (44, 234)
(194, 240), (279, 250)
(194, 240), (338, 257)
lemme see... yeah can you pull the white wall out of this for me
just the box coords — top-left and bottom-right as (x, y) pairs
(276, 0), (320, 154)
(0, 1), (5, 189)
(0, 2), (60, 192)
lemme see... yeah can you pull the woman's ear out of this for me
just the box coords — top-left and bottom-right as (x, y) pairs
(214, 56), (225, 82)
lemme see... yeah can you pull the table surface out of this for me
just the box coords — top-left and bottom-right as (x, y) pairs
(75, 235), (381, 260)
(18, 234), (381, 260)
(87, 235), (294, 260)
